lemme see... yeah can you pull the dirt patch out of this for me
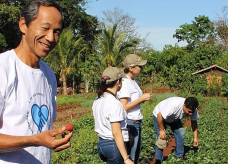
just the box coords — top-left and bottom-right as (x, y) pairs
(152, 88), (171, 93)
(53, 103), (90, 129)
(143, 88), (171, 94)
(56, 103), (81, 111)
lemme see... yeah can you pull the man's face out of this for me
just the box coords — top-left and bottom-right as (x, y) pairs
(24, 5), (63, 58)
(183, 104), (195, 116)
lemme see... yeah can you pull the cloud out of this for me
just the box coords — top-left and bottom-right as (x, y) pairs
(138, 27), (187, 51)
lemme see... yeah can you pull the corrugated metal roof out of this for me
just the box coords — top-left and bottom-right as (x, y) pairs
(191, 64), (228, 75)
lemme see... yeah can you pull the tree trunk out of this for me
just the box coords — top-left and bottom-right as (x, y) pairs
(73, 76), (75, 94)
(62, 74), (68, 95)
(92, 77), (95, 93)
(85, 78), (90, 93)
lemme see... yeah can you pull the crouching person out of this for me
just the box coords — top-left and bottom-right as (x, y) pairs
(153, 97), (199, 163)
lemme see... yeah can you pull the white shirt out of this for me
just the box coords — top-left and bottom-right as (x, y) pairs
(117, 75), (143, 120)
(92, 94), (129, 141)
(0, 50), (57, 164)
(153, 97), (199, 123)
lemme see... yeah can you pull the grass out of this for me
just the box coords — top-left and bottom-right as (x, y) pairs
(57, 93), (96, 105)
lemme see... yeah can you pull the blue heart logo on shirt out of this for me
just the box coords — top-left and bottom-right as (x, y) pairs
(31, 104), (49, 132)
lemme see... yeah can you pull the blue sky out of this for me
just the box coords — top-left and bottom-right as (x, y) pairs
(86, 0), (228, 51)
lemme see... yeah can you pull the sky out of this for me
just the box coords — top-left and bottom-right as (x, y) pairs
(85, 0), (228, 51)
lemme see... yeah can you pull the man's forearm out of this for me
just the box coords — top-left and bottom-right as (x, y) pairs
(191, 120), (198, 139)
(157, 113), (164, 131)
(0, 134), (39, 152)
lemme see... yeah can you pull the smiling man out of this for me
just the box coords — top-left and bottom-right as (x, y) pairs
(152, 97), (199, 163)
(0, 1), (72, 164)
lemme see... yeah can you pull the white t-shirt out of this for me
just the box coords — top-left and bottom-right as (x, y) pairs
(92, 94), (129, 142)
(0, 50), (57, 164)
(153, 97), (199, 123)
(117, 75), (143, 120)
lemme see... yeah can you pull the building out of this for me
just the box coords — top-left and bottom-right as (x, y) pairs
(191, 64), (228, 85)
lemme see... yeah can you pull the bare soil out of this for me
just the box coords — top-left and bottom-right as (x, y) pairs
(53, 103), (91, 129)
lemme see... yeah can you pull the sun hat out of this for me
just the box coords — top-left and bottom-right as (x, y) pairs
(102, 67), (124, 83)
(155, 137), (167, 149)
(123, 54), (147, 68)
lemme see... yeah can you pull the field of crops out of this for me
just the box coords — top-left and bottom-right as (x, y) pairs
(51, 93), (228, 164)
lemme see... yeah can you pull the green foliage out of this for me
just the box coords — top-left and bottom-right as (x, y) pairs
(97, 23), (139, 67)
(206, 75), (221, 96)
(44, 28), (87, 95)
(56, 0), (100, 43)
(79, 54), (101, 92)
(0, 3), (21, 52)
(173, 15), (215, 51)
(215, 51), (228, 69)
(182, 97), (228, 163)
(143, 43), (224, 96)
(141, 50), (163, 85)
(45, 28), (85, 73)
(221, 73), (228, 96)
(56, 94), (96, 106)
(51, 116), (104, 164)
(190, 74), (207, 95)
(0, 33), (7, 52)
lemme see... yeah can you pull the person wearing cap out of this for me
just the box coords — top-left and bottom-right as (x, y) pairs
(117, 54), (152, 163)
(153, 97), (199, 163)
(92, 67), (134, 164)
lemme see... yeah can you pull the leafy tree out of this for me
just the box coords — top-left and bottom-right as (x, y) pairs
(56, 0), (100, 93)
(173, 15), (215, 51)
(0, 33), (7, 52)
(56, 0), (100, 45)
(1, 0), (30, 6)
(160, 44), (222, 94)
(216, 51), (228, 69)
(0, 3), (20, 52)
(159, 45), (188, 88)
(79, 54), (101, 93)
(44, 28), (86, 95)
(141, 50), (162, 84)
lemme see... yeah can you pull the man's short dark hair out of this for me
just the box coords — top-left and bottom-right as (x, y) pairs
(21, 0), (64, 28)
(184, 97), (199, 110)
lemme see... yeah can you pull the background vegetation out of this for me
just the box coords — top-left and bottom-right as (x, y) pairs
(2, 1), (228, 96)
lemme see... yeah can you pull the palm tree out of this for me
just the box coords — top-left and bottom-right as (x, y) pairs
(99, 23), (139, 67)
(44, 28), (86, 95)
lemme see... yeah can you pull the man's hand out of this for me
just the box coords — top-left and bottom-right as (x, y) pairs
(159, 130), (166, 140)
(193, 137), (198, 147)
(37, 127), (73, 152)
(191, 120), (198, 147)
